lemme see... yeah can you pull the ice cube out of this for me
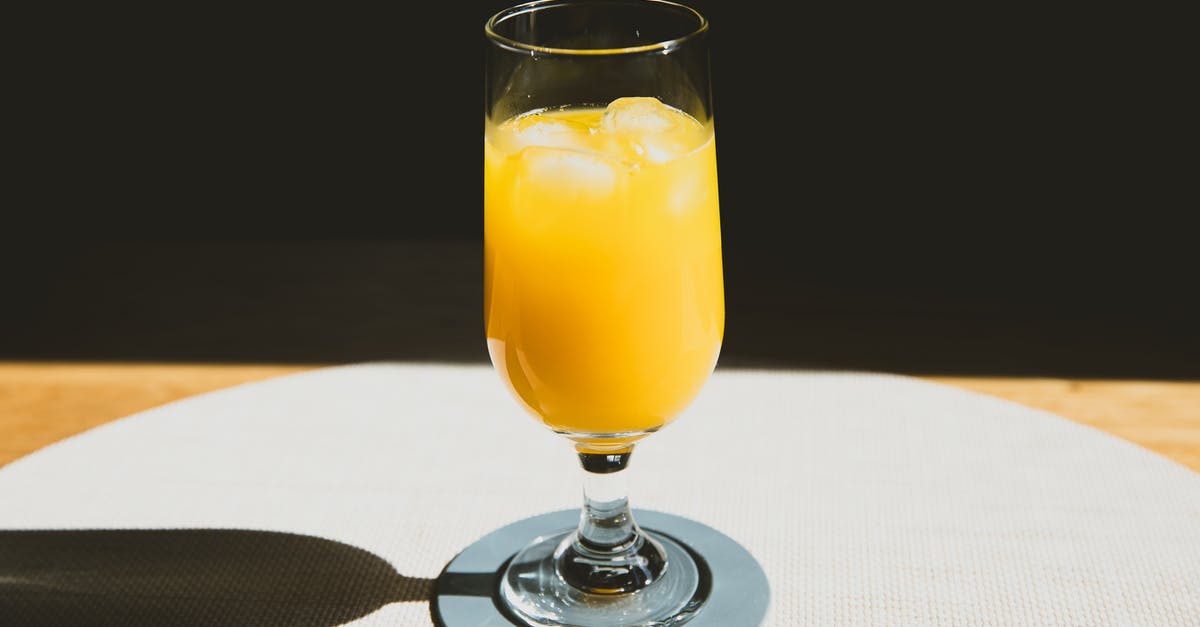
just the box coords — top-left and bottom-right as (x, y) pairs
(600, 97), (706, 163)
(502, 114), (593, 153)
(518, 146), (618, 200)
(633, 136), (688, 164)
(668, 172), (712, 214)
(600, 97), (685, 135)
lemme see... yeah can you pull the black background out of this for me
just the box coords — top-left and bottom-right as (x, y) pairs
(4, 2), (1195, 377)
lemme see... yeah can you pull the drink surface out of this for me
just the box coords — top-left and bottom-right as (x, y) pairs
(485, 97), (724, 441)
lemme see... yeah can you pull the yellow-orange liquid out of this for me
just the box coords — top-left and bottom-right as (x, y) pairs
(485, 98), (723, 444)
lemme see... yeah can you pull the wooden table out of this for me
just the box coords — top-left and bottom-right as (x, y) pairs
(2, 362), (1198, 472)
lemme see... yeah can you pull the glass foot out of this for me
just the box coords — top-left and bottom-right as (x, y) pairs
(431, 510), (768, 627)
(499, 529), (710, 627)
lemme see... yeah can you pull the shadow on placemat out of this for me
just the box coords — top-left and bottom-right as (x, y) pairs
(0, 529), (433, 626)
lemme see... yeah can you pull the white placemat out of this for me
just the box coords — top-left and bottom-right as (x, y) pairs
(1, 364), (1198, 626)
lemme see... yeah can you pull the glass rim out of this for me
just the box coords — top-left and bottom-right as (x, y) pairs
(485, 0), (708, 57)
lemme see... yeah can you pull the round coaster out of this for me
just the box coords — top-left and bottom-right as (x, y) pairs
(432, 509), (770, 627)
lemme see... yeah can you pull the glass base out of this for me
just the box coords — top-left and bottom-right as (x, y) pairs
(500, 529), (710, 627)
(431, 510), (768, 627)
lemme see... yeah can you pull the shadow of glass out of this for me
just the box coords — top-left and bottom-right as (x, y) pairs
(0, 528), (434, 626)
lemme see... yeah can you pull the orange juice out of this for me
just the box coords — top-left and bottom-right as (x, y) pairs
(485, 97), (723, 443)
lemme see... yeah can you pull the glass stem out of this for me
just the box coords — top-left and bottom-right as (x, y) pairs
(555, 444), (668, 594)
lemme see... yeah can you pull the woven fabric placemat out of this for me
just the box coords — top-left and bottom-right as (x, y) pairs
(1, 364), (1197, 626)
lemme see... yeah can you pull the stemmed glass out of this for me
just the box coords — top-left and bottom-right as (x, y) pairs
(484, 1), (722, 624)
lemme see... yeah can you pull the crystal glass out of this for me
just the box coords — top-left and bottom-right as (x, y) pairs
(484, 1), (721, 624)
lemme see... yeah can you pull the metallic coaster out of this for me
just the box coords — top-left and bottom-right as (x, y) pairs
(432, 509), (770, 626)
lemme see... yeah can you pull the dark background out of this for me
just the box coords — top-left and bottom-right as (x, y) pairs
(4, 2), (1195, 377)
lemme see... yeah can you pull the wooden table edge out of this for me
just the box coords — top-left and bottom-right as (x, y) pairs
(1, 362), (1197, 472)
